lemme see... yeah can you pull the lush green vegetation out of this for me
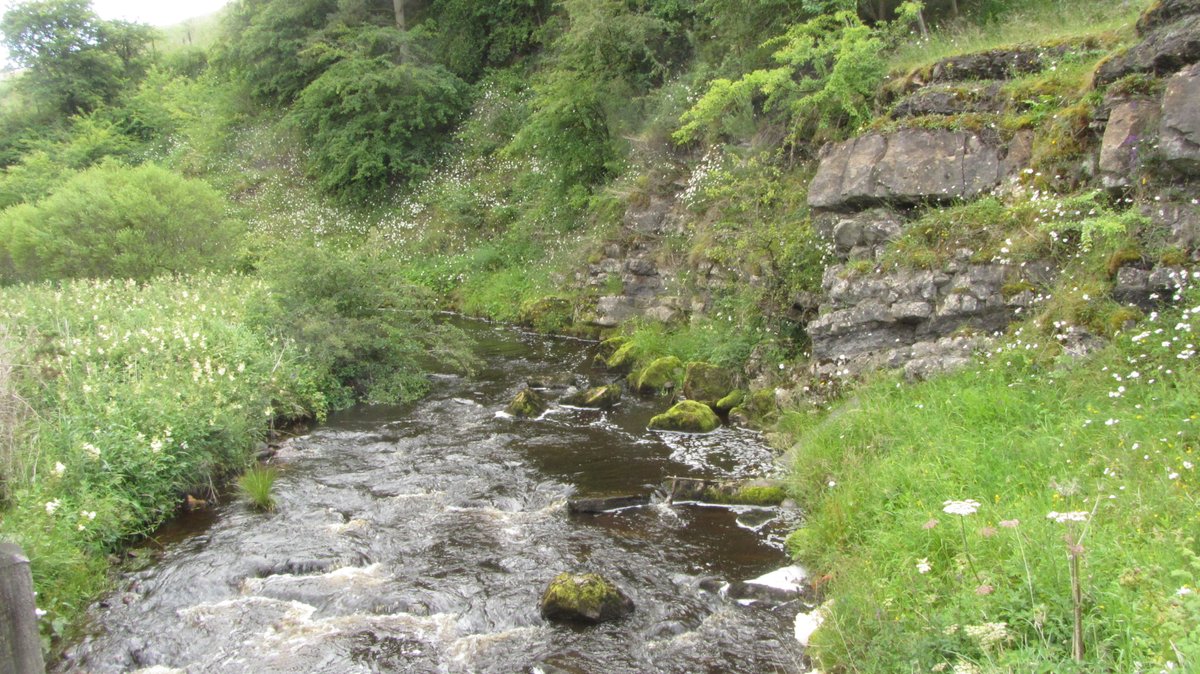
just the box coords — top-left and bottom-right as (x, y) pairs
(780, 282), (1200, 671)
(0, 0), (1195, 670)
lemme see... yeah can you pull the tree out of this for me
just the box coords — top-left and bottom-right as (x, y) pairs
(1, 0), (154, 115)
(215, 0), (339, 105)
(288, 26), (469, 199)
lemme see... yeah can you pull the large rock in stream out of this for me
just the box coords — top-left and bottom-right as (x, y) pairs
(540, 573), (635, 623)
(562, 384), (622, 409)
(648, 400), (721, 434)
(506, 387), (547, 418)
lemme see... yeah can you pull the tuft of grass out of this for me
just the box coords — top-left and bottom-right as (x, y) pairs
(237, 466), (278, 512)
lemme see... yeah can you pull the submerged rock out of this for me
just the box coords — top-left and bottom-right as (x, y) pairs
(540, 572), (635, 623)
(648, 400), (721, 434)
(633, 356), (684, 394)
(562, 384), (622, 409)
(567, 495), (650, 513)
(506, 387), (547, 418)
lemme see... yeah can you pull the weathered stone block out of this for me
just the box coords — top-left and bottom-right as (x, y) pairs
(809, 130), (1004, 211)
(1160, 63), (1200, 172)
(1100, 99), (1161, 188)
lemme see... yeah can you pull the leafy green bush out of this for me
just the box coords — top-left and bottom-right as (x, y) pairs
(257, 242), (475, 407)
(506, 73), (618, 189)
(215, 0), (339, 105)
(288, 27), (469, 200)
(676, 4), (920, 145)
(0, 161), (240, 283)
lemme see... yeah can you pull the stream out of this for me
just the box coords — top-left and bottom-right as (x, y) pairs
(58, 320), (809, 673)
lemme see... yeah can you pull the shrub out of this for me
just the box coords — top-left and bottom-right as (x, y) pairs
(257, 242), (475, 407)
(0, 161), (239, 283)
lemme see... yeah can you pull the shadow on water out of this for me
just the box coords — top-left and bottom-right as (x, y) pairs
(58, 319), (809, 674)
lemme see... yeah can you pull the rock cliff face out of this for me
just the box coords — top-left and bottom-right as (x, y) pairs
(802, 0), (1200, 379)
(573, 0), (1200, 384)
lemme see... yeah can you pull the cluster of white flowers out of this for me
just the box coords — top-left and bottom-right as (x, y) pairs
(943, 499), (981, 516)
(1046, 511), (1089, 524)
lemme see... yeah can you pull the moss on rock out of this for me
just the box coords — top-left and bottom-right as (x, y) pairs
(648, 400), (721, 433)
(604, 340), (638, 372)
(507, 387), (547, 418)
(704, 481), (788, 506)
(715, 389), (746, 415)
(563, 384), (622, 409)
(633, 355), (684, 394)
(540, 572), (635, 623)
(682, 362), (735, 407)
(729, 389), (778, 429)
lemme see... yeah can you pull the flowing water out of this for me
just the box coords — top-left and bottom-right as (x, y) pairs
(59, 321), (809, 674)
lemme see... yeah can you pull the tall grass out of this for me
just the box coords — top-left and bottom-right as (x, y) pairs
(238, 466), (278, 511)
(888, 0), (1143, 74)
(0, 274), (328, 642)
(781, 283), (1200, 672)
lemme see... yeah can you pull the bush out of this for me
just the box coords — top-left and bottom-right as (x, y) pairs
(0, 161), (239, 283)
(257, 242), (476, 407)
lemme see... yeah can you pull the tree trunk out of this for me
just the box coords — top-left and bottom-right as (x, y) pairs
(393, 0), (406, 31)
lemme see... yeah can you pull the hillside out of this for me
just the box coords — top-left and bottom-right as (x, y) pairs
(0, 0), (1197, 670)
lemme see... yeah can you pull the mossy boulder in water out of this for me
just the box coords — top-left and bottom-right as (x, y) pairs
(633, 356), (683, 394)
(603, 340), (638, 372)
(507, 387), (547, 418)
(682, 362), (735, 407)
(563, 384), (622, 409)
(704, 479), (788, 506)
(648, 400), (720, 434)
(714, 389), (745, 415)
(540, 572), (635, 623)
(729, 389), (778, 429)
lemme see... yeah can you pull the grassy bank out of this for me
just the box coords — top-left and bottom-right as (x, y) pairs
(779, 282), (1200, 671)
(0, 274), (329, 642)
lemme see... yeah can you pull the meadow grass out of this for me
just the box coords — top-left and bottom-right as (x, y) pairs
(0, 274), (327, 643)
(888, 0), (1143, 75)
(780, 282), (1200, 672)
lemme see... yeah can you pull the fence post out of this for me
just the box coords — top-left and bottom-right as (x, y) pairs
(0, 542), (45, 674)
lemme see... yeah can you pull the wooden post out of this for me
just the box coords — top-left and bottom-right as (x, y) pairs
(1, 543), (44, 674)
